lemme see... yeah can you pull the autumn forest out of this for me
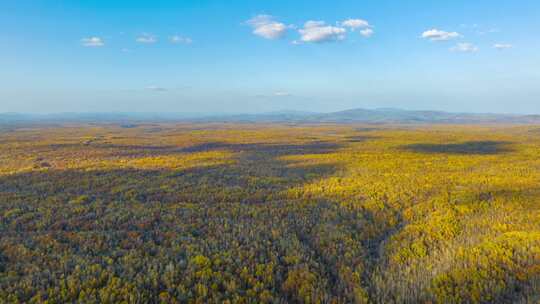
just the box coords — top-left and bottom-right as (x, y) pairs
(0, 123), (539, 303)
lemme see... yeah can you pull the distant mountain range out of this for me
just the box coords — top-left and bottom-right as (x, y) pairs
(2, 108), (540, 125)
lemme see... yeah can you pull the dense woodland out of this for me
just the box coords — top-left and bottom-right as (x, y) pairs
(0, 123), (539, 303)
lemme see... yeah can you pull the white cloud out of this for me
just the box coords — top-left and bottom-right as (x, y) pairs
(360, 28), (374, 38)
(422, 29), (461, 41)
(494, 43), (513, 50)
(299, 21), (347, 43)
(451, 43), (479, 53)
(342, 18), (374, 38)
(342, 19), (370, 30)
(146, 85), (167, 92)
(170, 35), (193, 44)
(247, 15), (288, 40)
(81, 37), (104, 47)
(274, 92), (292, 97)
(136, 33), (157, 44)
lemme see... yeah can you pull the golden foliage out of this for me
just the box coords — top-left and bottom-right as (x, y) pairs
(0, 123), (539, 303)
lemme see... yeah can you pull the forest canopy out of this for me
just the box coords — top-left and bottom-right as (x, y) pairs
(0, 123), (539, 303)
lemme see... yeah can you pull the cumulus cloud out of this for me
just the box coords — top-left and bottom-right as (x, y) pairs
(299, 21), (347, 43)
(342, 18), (374, 38)
(494, 43), (513, 50)
(451, 43), (479, 53)
(342, 18), (370, 30)
(247, 15), (288, 40)
(81, 37), (104, 47)
(360, 28), (374, 38)
(136, 33), (157, 44)
(246, 16), (373, 43)
(170, 35), (193, 44)
(422, 29), (461, 41)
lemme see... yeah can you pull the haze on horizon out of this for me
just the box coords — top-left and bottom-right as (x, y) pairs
(2, 1), (539, 115)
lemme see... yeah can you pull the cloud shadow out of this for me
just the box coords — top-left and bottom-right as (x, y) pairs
(401, 141), (513, 155)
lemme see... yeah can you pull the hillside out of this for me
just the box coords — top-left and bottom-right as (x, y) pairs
(3, 108), (540, 125)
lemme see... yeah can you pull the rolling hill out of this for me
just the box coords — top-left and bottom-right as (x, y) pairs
(2, 108), (540, 124)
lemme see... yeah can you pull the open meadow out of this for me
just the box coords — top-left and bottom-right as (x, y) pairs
(1, 123), (539, 303)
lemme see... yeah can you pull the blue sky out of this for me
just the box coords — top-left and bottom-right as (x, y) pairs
(1, 0), (539, 114)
